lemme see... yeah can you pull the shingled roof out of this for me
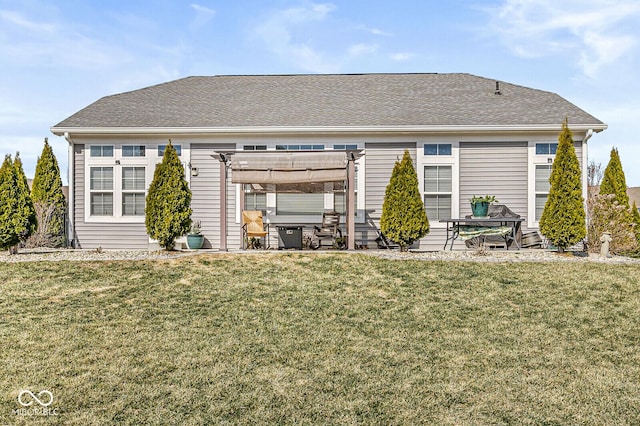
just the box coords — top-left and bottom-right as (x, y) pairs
(52, 73), (606, 131)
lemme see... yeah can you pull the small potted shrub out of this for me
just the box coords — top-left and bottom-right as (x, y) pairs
(469, 195), (498, 218)
(187, 221), (204, 249)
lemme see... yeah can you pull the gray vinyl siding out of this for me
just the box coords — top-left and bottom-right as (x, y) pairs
(73, 144), (148, 249)
(574, 142), (583, 168)
(460, 142), (528, 218)
(190, 143), (235, 249)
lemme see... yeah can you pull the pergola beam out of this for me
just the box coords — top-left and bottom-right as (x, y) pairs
(213, 150), (363, 250)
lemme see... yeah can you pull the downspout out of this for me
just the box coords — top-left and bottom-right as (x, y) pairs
(583, 129), (593, 200)
(64, 132), (75, 248)
(582, 129), (593, 238)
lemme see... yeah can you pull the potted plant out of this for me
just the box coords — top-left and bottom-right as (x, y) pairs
(469, 195), (498, 218)
(187, 221), (204, 249)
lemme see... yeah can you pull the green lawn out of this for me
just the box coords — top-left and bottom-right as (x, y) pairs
(1, 253), (639, 425)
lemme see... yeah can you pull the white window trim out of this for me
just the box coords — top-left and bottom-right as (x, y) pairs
(418, 141), (459, 228)
(84, 143), (190, 223)
(527, 141), (556, 228)
(234, 143), (366, 224)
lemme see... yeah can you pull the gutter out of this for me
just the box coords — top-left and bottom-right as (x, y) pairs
(64, 132), (75, 248)
(50, 123), (608, 136)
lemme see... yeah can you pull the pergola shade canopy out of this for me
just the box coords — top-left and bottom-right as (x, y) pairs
(229, 151), (349, 184)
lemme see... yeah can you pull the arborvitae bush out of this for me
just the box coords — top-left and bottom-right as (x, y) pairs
(632, 202), (640, 245)
(380, 150), (429, 252)
(539, 120), (586, 252)
(13, 153), (37, 243)
(0, 155), (20, 250)
(145, 141), (192, 250)
(600, 147), (630, 207)
(597, 147), (636, 252)
(31, 138), (67, 244)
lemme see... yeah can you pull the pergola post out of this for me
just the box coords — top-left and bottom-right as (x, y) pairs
(347, 155), (356, 250)
(218, 155), (228, 252)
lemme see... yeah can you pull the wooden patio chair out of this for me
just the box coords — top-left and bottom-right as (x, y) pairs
(242, 210), (269, 249)
(312, 211), (344, 249)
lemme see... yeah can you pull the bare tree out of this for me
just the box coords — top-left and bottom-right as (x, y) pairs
(25, 202), (61, 248)
(587, 160), (603, 196)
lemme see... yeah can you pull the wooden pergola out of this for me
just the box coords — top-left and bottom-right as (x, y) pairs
(213, 150), (363, 251)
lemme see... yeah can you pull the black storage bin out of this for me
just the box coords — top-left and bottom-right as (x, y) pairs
(277, 226), (303, 250)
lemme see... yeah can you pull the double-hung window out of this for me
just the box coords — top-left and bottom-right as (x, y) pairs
(531, 142), (558, 223)
(421, 142), (454, 223)
(86, 143), (179, 222)
(242, 145), (268, 212)
(535, 165), (552, 221)
(90, 167), (114, 216)
(333, 144), (359, 215)
(122, 167), (146, 216)
(424, 165), (452, 220)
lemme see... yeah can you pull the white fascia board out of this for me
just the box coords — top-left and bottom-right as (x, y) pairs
(51, 123), (608, 136)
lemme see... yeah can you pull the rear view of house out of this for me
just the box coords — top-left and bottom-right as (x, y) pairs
(50, 73), (606, 250)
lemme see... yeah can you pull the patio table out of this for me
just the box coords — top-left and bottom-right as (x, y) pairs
(439, 217), (524, 251)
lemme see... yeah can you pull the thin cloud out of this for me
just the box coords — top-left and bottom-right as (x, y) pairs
(253, 2), (339, 73)
(357, 25), (393, 37)
(0, 9), (56, 33)
(0, 7), (129, 69)
(486, 0), (640, 77)
(390, 52), (413, 61)
(190, 3), (216, 30)
(348, 43), (378, 57)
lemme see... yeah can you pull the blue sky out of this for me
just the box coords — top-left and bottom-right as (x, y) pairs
(1, 0), (639, 186)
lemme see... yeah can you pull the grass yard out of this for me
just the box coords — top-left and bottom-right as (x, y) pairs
(1, 253), (639, 425)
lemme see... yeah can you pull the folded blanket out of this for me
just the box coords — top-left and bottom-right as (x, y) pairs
(458, 225), (512, 241)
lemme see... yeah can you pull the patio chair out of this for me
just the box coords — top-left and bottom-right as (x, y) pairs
(366, 217), (399, 249)
(242, 210), (269, 249)
(312, 211), (344, 249)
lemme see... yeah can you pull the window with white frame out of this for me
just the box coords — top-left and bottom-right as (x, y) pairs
(535, 164), (552, 221)
(90, 145), (114, 157)
(276, 192), (325, 215)
(333, 144), (358, 150)
(85, 143), (189, 222)
(122, 167), (146, 216)
(158, 145), (181, 156)
(424, 165), (452, 221)
(333, 165), (358, 216)
(90, 167), (114, 216)
(535, 143), (557, 155)
(276, 144), (325, 150)
(122, 145), (146, 157)
(242, 146), (267, 210)
(244, 184), (267, 212)
(424, 143), (452, 156)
